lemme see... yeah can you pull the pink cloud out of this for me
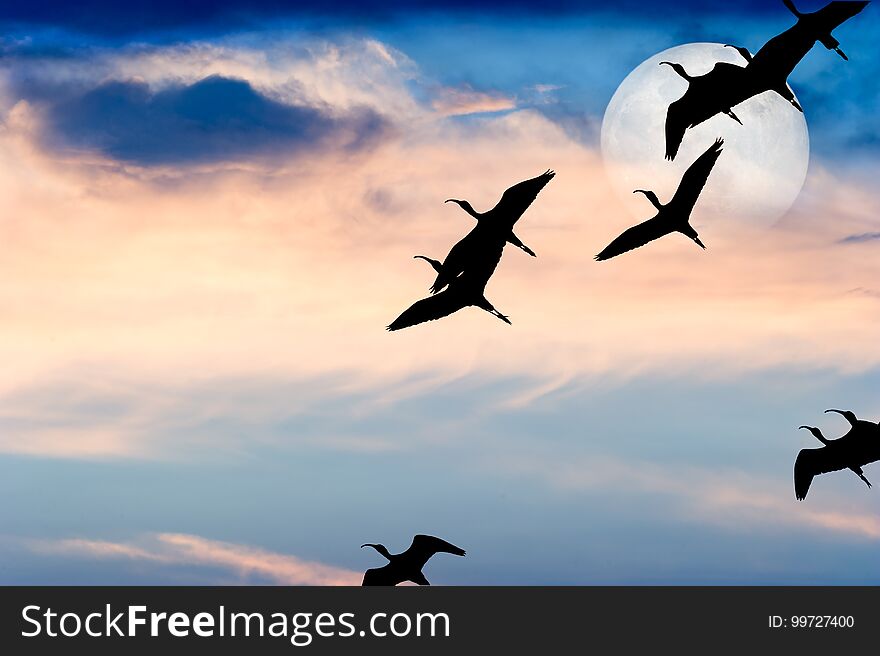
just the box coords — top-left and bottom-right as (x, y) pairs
(31, 533), (362, 585)
(1, 38), (879, 460)
(430, 85), (516, 116)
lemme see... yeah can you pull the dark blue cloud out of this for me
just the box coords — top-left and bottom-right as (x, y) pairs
(0, 1), (809, 37)
(839, 232), (880, 244)
(37, 75), (388, 165)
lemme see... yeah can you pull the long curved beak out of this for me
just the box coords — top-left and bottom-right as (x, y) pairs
(798, 426), (813, 431)
(360, 544), (373, 549)
(824, 409), (844, 416)
(445, 199), (459, 204)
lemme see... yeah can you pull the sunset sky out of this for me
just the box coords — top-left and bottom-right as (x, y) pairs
(1, 0), (878, 585)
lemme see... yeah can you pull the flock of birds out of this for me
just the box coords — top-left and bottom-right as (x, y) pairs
(371, 1), (874, 585)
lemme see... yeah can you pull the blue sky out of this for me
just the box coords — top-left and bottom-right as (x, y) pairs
(0, 1), (878, 585)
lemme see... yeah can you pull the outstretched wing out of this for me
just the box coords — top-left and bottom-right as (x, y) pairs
(810, 1), (869, 31)
(362, 565), (396, 586)
(794, 445), (855, 500)
(387, 290), (464, 331)
(669, 138), (724, 213)
(405, 535), (466, 570)
(490, 170), (555, 226)
(664, 97), (691, 161)
(595, 215), (672, 261)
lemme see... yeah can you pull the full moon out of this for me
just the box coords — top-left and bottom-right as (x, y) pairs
(601, 43), (809, 226)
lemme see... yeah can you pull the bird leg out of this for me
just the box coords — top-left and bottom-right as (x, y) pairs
(507, 231), (537, 257)
(478, 297), (511, 325)
(853, 467), (872, 489)
(724, 108), (743, 125)
(413, 255), (443, 274)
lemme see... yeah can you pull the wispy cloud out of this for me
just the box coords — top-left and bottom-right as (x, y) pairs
(430, 84), (516, 116)
(1, 35), (880, 465)
(495, 453), (880, 542)
(838, 232), (880, 245)
(30, 533), (362, 585)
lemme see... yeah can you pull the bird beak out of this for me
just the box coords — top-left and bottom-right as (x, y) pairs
(798, 426), (812, 431)
(824, 409), (843, 415)
(694, 237), (707, 250)
(360, 544), (372, 549)
(445, 199), (458, 204)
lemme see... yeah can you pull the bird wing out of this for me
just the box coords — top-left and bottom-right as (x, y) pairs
(794, 444), (861, 500)
(387, 289), (464, 331)
(405, 535), (466, 570)
(430, 224), (505, 294)
(669, 138), (724, 213)
(664, 98), (690, 161)
(811, 1), (869, 30)
(489, 170), (555, 227)
(595, 215), (672, 261)
(362, 565), (398, 586)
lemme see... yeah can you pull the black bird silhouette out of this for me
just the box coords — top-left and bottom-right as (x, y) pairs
(361, 535), (466, 586)
(661, 60), (750, 160)
(387, 248), (510, 330)
(794, 409), (880, 500)
(431, 170), (555, 294)
(798, 426), (872, 488)
(595, 139), (722, 261)
(662, 0), (868, 160)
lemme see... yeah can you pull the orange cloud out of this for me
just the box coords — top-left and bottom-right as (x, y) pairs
(1, 38), (879, 460)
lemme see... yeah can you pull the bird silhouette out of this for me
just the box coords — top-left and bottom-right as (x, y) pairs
(431, 170), (555, 294)
(794, 409), (880, 500)
(361, 535), (466, 586)
(798, 426), (872, 488)
(662, 0), (868, 160)
(387, 247), (509, 330)
(595, 139), (722, 261)
(661, 60), (749, 161)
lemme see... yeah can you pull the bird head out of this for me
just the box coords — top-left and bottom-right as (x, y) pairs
(361, 543), (392, 560)
(825, 409), (858, 425)
(444, 198), (480, 219)
(659, 61), (691, 82)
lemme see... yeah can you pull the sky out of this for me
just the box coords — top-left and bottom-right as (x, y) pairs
(0, 0), (879, 585)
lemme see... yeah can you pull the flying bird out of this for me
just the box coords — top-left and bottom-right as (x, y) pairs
(361, 535), (466, 586)
(387, 248), (509, 330)
(794, 409), (880, 500)
(662, 0), (868, 160)
(595, 139), (722, 261)
(431, 170), (555, 293)
(661, 60), (749, 161)
(798, 425), (872, 488)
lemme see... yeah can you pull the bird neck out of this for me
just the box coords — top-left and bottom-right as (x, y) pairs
(782, 0), (802, 18)
(452, 200), (482, 220)
(635, 190), (664, 211)
(373, 544), (393, 560)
